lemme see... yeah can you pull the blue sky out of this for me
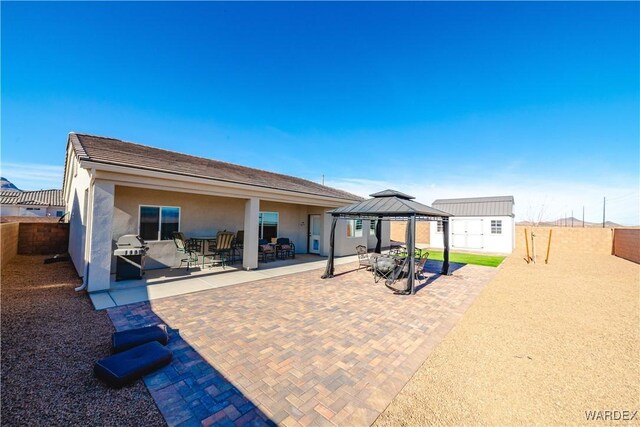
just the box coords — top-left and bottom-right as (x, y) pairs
(2, 2), (639, 224)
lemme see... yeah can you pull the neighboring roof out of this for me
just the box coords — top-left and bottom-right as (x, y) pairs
(331, 189), (451, 219)
(432, 196), (515, 217)
(68, 133), (363, 202)
(0, 189), (64, 207)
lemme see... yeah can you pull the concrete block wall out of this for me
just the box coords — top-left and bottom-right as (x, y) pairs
(390, 221), (430, 244)
(515, 226), (613, 259)
(613, 228), (640, 264)
(1, 222), (19, 269)
(17, 223), (70, 255)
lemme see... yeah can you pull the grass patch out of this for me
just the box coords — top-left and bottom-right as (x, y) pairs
(427, 250), (505, 267)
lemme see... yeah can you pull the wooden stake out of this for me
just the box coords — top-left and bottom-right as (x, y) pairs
(545, 229), (552, 264)
(524, 228), (530, 263)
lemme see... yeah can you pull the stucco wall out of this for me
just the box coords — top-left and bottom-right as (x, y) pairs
(1, 222), (19, 269)
(113, 186), (330, 269)
(612, 228), (640, 264)
(65, 155), (92, 277)
(1, 206), (20, 216)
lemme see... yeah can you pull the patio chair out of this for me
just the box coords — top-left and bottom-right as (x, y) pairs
(231, 230), (244, 264)
(258, 239), (276, 262)
(203, 231), (235, 269)
(356, 245), (373, 271)
(275, 238), (295, 259)
(172, 232), (200, 270)
(414, 251), (430, 286)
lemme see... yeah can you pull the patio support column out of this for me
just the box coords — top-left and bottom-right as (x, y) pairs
(408, 215), (416, 295)
(321, 216), (338, 279)
(242, 197), (259, 270)
(86, 181), (114, 292)
(442, 217), (451, 275)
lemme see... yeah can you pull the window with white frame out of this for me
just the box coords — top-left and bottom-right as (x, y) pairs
(139, 206), (180, 241)
(258, 212), (279, 241)
(491, 220), (502, 234)
(369, 219), (377, 236)
(346, 219), (363, 238)
(436, 220), (443, 233)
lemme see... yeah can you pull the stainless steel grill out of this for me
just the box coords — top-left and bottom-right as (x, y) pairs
(114, 235), (149, 281)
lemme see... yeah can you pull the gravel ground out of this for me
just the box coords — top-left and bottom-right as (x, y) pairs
(1, 255), (165, 426)
(375, 252), (640, 426)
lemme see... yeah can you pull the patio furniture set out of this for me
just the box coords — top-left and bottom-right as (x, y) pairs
(173, 231), (295, 270)
(356, 245), (430, 295)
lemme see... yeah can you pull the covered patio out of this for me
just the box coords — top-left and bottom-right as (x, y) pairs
(322, 190), (453, 294)
(92, 253), (361, 309)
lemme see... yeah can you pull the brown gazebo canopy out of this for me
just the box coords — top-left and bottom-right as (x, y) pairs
(321, 190), (453, 295)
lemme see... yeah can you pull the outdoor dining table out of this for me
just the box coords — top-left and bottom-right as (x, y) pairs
(189, 236), (217, 254)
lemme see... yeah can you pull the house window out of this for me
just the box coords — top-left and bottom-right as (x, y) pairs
(346, 219), (363, 238)
(491, 220), (502, 234)
(56, 211), (64, 217)
(259, 212), (278, 241)
(436, 220), (443, 232)
(139, 206), (180, 241)
(369, 220), (377, 236)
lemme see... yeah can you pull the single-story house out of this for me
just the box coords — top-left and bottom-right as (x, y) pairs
(0, 189), (65, 218)
(429, 196), (515, 254)
(62, 132), (389, 292)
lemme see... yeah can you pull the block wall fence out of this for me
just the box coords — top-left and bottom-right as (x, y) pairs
(1, 222), (19, 269)
(17, 223), (70, 255)
(390, 221), (430, 244)
(612, 228), (640, 264)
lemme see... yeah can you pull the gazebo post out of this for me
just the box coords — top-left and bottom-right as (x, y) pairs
(408, 215), (416, 294)
(374, 216), (382, 254)
(321, 216), (338, 279)
(442, 217), (450, 275)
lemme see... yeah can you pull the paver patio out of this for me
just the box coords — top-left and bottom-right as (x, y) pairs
(108, 260), (497, 426)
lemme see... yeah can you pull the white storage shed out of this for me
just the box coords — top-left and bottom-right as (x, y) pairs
(429, 196), (515, 254)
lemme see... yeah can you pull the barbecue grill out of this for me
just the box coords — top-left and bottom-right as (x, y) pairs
(114, 235), (149, 281)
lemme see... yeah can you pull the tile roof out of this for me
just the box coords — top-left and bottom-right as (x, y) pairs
(69, 133), (363, 202)
(432, 196), (515, 217)
(0, 189), (64, 207)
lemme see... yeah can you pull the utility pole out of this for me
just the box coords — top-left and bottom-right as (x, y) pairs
(602, 197), (606, 228)
(571, 210), (574, 227)
(321, 174), (325, 186)
(582, 206), (585, 227)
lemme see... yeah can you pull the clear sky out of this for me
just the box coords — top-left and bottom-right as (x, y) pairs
(2, 2), (639, 224)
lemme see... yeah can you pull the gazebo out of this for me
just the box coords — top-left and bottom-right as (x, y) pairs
(321, 190), (453, 295)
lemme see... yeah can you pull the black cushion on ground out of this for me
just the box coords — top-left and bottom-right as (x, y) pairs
(112, 324), (169, 353)
(94, 341), (172, 388)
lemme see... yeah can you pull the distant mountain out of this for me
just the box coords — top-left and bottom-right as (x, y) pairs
(517, 217), (624, 228)
(0, 177), (21, 192)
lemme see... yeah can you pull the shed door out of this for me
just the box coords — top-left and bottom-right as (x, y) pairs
(451, 219), (483, 249)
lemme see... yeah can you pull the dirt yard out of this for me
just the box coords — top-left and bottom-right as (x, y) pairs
(1, 256), (165, 426)
(375, 251), (640, 426)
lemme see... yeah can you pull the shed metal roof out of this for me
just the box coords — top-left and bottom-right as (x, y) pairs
(432, 195), (515, 217)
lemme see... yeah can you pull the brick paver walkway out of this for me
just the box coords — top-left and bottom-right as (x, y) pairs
(108, 261), (497, 426)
